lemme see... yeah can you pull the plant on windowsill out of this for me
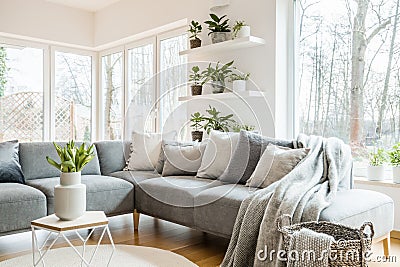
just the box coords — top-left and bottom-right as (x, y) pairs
(232, 20), (251, 39)
(202, 61), (234, 93)
(367, 147), (387, 181)
(46, 140), (95, 220)
(204, 14), (231, 43)
(229, 70), (250, 92)
(389, 143), (400, 183)
(188, 66), (206, 96)
(190, 112), (205, 141)
(203, 105), (235, 134)
(188, 20), (202, 49)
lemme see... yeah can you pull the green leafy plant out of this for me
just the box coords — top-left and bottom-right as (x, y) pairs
(203, 105), (235, 134)
(389, 143), (400, 167)
(204, 14), (231, 35)
(188, 20), (202, 40)
(232, 124), (255, 132)
(229, 72), (250, 82)
(46, 140), (95, 173)
(202, 61), (234, 86)
(368, 148), (387, 166)
(190, 112), (205, 131)
(189, 66), (206, 86)
(232, 20), (248, 38)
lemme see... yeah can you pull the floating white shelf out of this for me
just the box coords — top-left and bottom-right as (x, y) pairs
(178, 91), (266, 101)
(179, 36), (266, 57)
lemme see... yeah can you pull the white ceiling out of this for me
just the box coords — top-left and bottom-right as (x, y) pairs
(46, 0), (122, 12)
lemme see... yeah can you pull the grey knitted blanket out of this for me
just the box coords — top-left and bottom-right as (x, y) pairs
(221, 134), (352, 267)
(287, 228), (334, 267)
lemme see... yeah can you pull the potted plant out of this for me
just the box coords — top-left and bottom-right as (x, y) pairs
(232, 20), (251, 39)
(229, 71), (250, 92)
(204, 14), (231, 43)
(188, 20), (202, 49)
(203, 105), (235, 134)
(190, 112), (205, 141)
(389, 142), (400, 183)
(367, 147), (387, 181)
(202, 61), (234, 93)
(189, 66), (205, 96)
(46, 141), (95, 220)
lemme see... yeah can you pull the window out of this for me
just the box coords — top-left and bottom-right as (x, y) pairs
(101, 52), (124, 140)
(0, 44), (44, 142)
(100, 29), (188, 139)
(54, 51), (93, 142)
(296, 0), (400, 156)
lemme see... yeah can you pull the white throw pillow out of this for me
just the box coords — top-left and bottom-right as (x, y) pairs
(246, 144), (309, 188)
(197, 130), (239, 179)
(126, 131), (176, 171)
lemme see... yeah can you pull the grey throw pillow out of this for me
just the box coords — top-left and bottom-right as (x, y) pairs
(246, 144), (310, 188)
(0, 140), (25, 184)
(155, 140), (198, 174)
(219, 131), (295, 184)
(162, 142), (207, 177)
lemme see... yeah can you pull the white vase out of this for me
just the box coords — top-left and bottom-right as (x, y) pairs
(54, 172), (86, 221)
(233, 80), (246, 92)
(237, 26), (251, 38)
(367, 166), (385, 181)
(393, 166), (400, 183)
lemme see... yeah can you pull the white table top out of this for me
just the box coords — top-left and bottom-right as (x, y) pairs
(31, 211), (108, 232)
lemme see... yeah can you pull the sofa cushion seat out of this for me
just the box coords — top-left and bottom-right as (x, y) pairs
(26, 175), (134, 216)
(194, 184), (258, 238)
(320, 189), (393, 238)
(109, 170), (160, 186)
(0, 183), (47, 234)
(135, 176), (223, 226)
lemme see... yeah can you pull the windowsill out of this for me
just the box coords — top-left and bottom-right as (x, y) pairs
(354, 176), (400, 188)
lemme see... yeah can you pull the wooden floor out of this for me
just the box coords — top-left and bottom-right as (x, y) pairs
(0, 213), (398, 266)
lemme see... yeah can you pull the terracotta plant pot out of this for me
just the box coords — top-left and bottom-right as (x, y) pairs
(191, 85), (203, 96)
(190, 39), (202, 49)
(191, 131), (203, 142)
(210, 32), (231, 44)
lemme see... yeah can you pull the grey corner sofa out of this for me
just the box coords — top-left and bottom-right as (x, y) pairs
(0, 140), (395, 254)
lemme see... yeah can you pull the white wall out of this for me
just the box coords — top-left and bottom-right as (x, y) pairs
(0, 0), (94, 47)
(95, 0), (291, 138)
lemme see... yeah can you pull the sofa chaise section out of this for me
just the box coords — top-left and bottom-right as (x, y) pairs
(0, 183), (47, 236)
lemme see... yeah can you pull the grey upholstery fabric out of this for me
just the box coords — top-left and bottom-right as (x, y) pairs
(27, 175), (133, 215)
(19, 142), (101, 180)
(194, 184), (258, 238)
(219, 131), (295, 184)
(135, 176), (222, 226)
(109, 170), (160, 186)
(320, 189), (393, 238)
(94, 141), (126, 175)
(0, 140), (25, 184)
(0, 183), (46, 233)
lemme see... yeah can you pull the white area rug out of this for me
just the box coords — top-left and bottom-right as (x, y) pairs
(0, 245), (198, 267)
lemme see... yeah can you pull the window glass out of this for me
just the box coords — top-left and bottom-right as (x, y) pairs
(102, 52), (123, 140)
(297, 0), (400, 158)
(0, 45), (44, 142)
(55, 51), (92, 142)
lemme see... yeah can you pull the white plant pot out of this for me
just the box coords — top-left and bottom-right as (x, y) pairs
(367, 166), (385, 181)
(55, 172), (86, 221)
(237, 26), (251, 38)
(233, 80), (246, 92)
(393, 166), (400, 183)
(210, 32), (231, 43)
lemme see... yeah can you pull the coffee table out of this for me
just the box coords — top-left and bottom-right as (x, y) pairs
(31, 211), (115, 267)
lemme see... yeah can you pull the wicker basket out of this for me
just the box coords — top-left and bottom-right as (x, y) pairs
(277, 215), (374, 267)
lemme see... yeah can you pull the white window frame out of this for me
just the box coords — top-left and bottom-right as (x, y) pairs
(51, 46), (97, 141)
